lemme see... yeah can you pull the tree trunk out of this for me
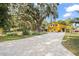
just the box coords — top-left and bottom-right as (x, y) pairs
(36, 23), (41, 32)
(35, 18), (44, 32)
(53, 16), (56, 22)
(50, 13), (53, 24)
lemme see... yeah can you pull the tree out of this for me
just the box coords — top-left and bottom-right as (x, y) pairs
(57, 18), (73, 25)
(75, 18), (79, 20)
(26, 3), (59, 32)
(17, 4), (36, 32)
(8, 3), (59, 32)
(47, 3), (59, 23)
(0, 4), (10, 30)
(18, 3), (49, 32)
(64, 18), (73, 25)
(41, 19), (48, 31)
(8, 3), (20, 28)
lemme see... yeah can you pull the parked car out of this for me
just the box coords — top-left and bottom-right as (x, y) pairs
(73, 29), (79, 32)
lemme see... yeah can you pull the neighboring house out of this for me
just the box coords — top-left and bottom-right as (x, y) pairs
(72, 19), (79, 32)
(72, 19), (79, 28)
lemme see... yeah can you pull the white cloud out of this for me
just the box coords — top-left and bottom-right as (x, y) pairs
(63, 13), (72, 18)
(66, 4), (79, 12)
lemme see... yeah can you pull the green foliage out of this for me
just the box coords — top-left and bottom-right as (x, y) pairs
(57, 20), (66, 25)
(47, 3), (59, 22)
(57, 18), (73, 26)
(32, 31), (41, 35)
(0, 4), (10, 30)
(0, 34), (31, 42)
(64, 18), (73, 25)
(41, 19), (48, 31)
(18, 3), (59, 32)
(74, 18), (79, 20)
(0, 3), (59, 33)
(6, 32), (18, 36)
(22, 29), (32, 35)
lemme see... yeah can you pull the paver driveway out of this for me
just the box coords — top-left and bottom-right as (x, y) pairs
(0, 32), (74, 56)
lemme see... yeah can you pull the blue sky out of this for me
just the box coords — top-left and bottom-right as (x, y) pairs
(46, 3), (79, 23)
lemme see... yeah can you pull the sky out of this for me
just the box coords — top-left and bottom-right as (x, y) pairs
(46, 3), (79, 23)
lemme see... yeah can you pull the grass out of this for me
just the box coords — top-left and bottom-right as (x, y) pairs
(62, 32), (79, 56)
(0, 32), (46, 42)
(0, 35), (33, 42)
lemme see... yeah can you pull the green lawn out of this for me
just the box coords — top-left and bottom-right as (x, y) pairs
(0, 32), (46, 42)
(0, 35), (34, 42)
(62, 32), (79, 56)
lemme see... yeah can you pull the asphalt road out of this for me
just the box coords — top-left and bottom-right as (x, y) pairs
(0, 32), (74, 56)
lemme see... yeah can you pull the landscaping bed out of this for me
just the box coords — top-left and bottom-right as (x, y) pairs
(0, 31), (46, 42)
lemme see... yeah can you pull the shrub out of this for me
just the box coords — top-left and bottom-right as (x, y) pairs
(23, 30), (33, 35)
(6, 32), (18, 36)
(32, 31), (41, 35)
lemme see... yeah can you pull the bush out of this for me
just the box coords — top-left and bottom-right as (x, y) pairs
(32, 31), (41, 35)
(6, 32), (18, 36)
(23, 30), (33, 35)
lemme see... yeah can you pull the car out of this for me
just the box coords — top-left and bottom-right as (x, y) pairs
(73, 29), (79, 32)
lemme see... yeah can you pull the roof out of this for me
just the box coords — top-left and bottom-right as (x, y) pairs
(72, 20), (79, 23)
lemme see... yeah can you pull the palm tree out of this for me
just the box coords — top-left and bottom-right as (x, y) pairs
(48, 3), (59, 23)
